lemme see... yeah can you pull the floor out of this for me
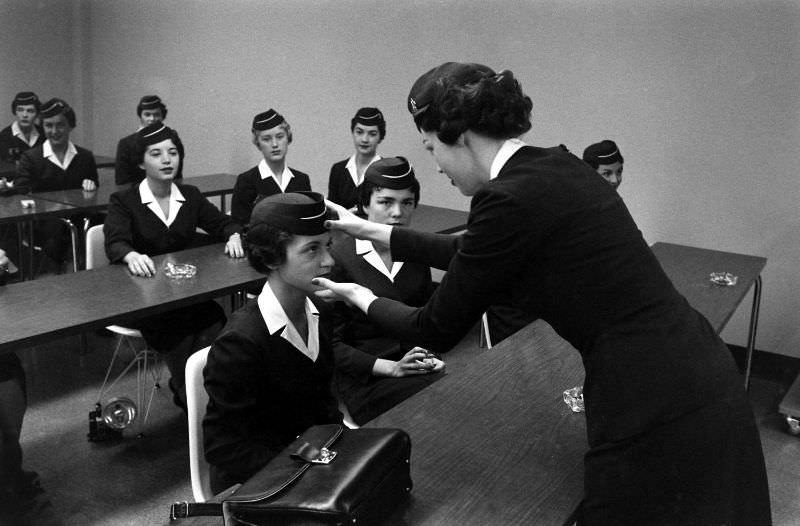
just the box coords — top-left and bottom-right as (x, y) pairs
(8, 329), (800, 526)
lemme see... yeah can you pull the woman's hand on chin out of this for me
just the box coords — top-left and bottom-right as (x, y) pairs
(312, 277), (377, 313)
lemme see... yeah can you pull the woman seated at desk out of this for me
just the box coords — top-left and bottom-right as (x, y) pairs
(13, 98), (99, 273)
(327, 107), (385, 211)
(104, 123), (244, 409)
(230, 109), (311, 227)
(316, 62), (770, 525)
(331, 157), (443, 425)
(203, 192), (342, 493)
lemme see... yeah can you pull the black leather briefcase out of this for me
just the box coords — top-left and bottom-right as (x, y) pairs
(171, 424), (412, 525)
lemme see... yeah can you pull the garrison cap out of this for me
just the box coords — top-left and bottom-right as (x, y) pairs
(252, 109), (285, 131)
(353, 107), (385, 127)
(39, 98), (68, 119)
(582, 140), (624, 169)
(407, 62), (496, 116)
(137, 123), (174, 148)
(364, 157), (417, 190)
(137, 95), (167, 117)
(12, 92), (40, 113)
(248, 192), (328, 239)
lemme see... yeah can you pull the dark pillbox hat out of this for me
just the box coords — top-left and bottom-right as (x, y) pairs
(252, 109), (285, 131)
(582, 140), (624, 168)
(364, 157), (417, 190)
(407, 62), (496, 116)
(139, 95), (163, 110)
(12, 92), (40, 113)
(39, 98), (69, 119)
(248, 191), (328, 239)
(353, 107), (385, 126)
(137, 123), (173, 148)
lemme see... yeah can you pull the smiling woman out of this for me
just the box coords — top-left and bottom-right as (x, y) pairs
(103, 122), (245, 409)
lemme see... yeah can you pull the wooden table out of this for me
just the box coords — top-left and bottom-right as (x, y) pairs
(0, 194), (81, 280)
(413, 203), (468, 234)
(94, 154), (116, 169)
(0, 243), (265, 353)
(651, 242), (767, 390)
(179, 320), (586, 526)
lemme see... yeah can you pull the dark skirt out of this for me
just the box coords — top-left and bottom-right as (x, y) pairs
(579, 391), (771, 526)
(135, 300), (226, 354)
(336, 371), (443, 425)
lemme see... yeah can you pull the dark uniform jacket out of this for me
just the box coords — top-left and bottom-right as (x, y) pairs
(114, 131), (184, 186)
(203, 299), (342, 492)
(0, 124), (44, 165)
(14, 143), (98, 192)
(230, 165), (311, 227)
(326, 159), (359, 210)
(104, 183), (241, 262)
(330, 236), (438, 424)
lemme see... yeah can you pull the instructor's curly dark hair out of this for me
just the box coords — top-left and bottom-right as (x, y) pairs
(414, 67), (533, 145)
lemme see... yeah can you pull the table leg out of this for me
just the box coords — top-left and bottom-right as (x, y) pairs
(743, 276), (762, 391)
(220, 194), (227, 214)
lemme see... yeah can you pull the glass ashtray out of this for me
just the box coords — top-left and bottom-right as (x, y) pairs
(709, 272), (737, 286)
(163, 262), (196, 279)
(563, 385), (585, 413)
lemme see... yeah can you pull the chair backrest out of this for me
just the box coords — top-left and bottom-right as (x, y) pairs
(85, 224), (110, 270)
(185, 346), (212, 502)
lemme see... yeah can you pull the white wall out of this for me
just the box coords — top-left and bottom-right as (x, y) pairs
(3, 0), (800, 356)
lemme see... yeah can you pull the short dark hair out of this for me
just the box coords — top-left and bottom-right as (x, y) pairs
(350, 107), (386, 140)
(244, 223), (293, 275)
(412, 66), (532, 145)
(357, 179), (421, 214)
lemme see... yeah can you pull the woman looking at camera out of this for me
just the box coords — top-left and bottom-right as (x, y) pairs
(104, 123), (244, 409)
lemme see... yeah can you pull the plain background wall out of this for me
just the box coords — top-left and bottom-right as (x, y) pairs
(2, 0), (799, 357)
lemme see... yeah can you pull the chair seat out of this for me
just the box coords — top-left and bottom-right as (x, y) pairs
(105, 325), (143, 338)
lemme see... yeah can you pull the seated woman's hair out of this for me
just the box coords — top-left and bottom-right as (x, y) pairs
(582, 140), (624, 169)
(251, 108), (292, 143)
(407, 62), (532, 145)
(244, 192), (330, 275)
(11, 92), (41, 113)
(133, 123), (185, 165)
(351, 107), (386, 140)
(39, 98), (77, 128)
(136, 94), (168, 118)
(357, 156), (421, 213)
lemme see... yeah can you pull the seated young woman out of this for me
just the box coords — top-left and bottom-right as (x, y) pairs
(203, 192), (342, 493)
(103, 122), (244, 409)
(230, 109), (311, 227)
(330, 157), (444, 425)
(327, 107), (385, 211)
(13, 98), (99, 272)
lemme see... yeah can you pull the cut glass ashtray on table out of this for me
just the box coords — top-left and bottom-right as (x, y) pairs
(163, 262), (196, 279)
(563, 385), (584, 413)
(709, 272), (737, 286)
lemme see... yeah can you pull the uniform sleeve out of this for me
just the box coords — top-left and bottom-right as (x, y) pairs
(103, 192), (137, 262)
(84, 152), (99, 184)
(13, 150), (36, 192)
(194, 189), (242, 239)
(391, 227), (461, 271)
(369, 187), (556, 353)
(230, 172), (255, 227)
(202, 329), (286, 478)
(114, 138), (135, 185)
(327, 165), (342, 204)
(331, 299), (379, 384)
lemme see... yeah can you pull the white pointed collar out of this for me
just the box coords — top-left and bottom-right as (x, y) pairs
(257, 281), (320, 362)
